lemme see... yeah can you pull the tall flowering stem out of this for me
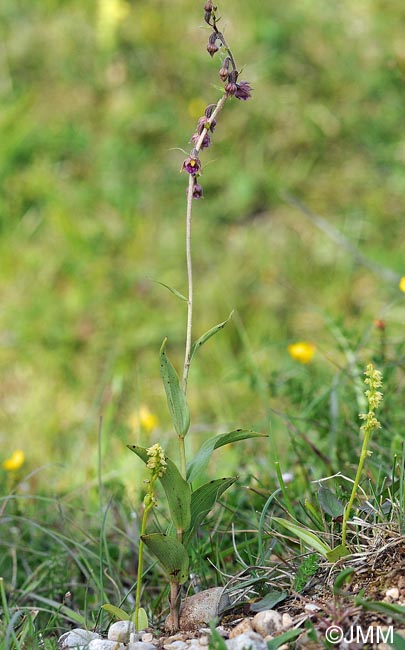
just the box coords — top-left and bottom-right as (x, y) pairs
(341, 364), (383, 546)
(180, 2), (252, 405)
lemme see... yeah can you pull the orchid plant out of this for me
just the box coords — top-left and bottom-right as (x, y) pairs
(124, 0), (262, 632)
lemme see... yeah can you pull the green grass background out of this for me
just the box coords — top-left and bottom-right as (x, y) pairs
(1, 0), (404, 489)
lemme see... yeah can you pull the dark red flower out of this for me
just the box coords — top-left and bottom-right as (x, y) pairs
(234, 80), (252, 101)
(182, 151), (202, 174)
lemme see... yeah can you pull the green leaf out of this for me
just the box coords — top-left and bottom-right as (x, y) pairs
(266, 629), (301, 649)
(333, 567), (355, 594)
(354, 598), (405, 623)
(190, 311), (234, 361)
(132, 607), (148, 630)
(160, 338), (190, 437)
(141, 533), (189, 585)
(184, 477), (237, 544)
(392, 632), (405, 649)
(187, 429), (267, 483)
(272, 517), (332, 557)
(155, 280), (187, 302)
(250, 591), (287, 612)
(101, 604), (131, 620)
(127, 445), (191, 532)
(317, 486), (345, 518)
(326, 543), (350, 561)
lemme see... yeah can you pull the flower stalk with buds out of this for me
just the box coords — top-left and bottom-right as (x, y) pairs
(134, 444), (167, 630)
(341, 364), (383, 546)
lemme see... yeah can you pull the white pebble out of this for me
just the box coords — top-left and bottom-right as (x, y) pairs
(252, 610), (283, 636)
(226, 631), (268, 650)
(88, 641), (126, 650)
(108, 620), (136, 643)
(58, 628), (101, 649)
(385, 587), (400, 601)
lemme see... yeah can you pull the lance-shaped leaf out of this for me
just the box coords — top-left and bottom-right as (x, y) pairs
(190, 311), (234, 362)
(160, 338), (190, 438)
(317, 486), (345, 518)
(187, 429), (267, 483)
(272, 517), (332, 557)
(127, 445), (191, 532)
(184, 477), (237, 545)
(155, 280), (187, 302)
(141, 533), (189, 585)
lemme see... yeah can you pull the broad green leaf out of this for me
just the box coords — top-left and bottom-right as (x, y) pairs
(187, 429), (267, 483)
(326, 543), (350, 562)
(190, 311), (234, 361)
(333, 567), (355, 594)
(272, 517), (331, 557)
(160, 338), (190, 437)
(141, 533), (189, 585)
(184, 477), (237, 544)
(127, 445), (191, 532)
(266, 629), (301, 649)
(250, 590), (287, 612)
(101, 604), (130, 620)
(132, 607), (148, 630)
(155, 280), (187, 302)
(317, 486), (345, 518)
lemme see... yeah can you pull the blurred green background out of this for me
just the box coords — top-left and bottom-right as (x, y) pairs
(1, 0), (404, 492)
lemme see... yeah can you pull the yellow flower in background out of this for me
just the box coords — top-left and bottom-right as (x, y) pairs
(399, 276), (405, 293)
(188, 97), (207, 120)
(2, 449), (25, 472)
(130, 406), (159, 434)
(96, 0), (130, 48)
(288, 341), (316, 364)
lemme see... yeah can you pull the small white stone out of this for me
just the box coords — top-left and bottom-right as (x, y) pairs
(281, 613), (293, 629)
(108, 620), (136, 643)
(226, 631), (268, 650)
(252, 610), (283, 637)
(385, 587), (400, 601)
(163, 642), (188, 650)
(304, 603), (320, 613)
(141, 633), (154, 643)
(229, 619), (253, 639)
(129, 632), (142, 643)
(128, 643), (156, 650)
(58, 628), (101, 649)
(88, 641), (126, 650)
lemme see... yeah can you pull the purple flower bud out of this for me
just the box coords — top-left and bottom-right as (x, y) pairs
(204, 0), (214, 11)
(204, 11), (212, 24)
(234, 80), (253, 101)
(192, 179), (204, 199)
(191, 131), (211, 149)
(182, 150), (202, 174)
(204, 104), (217, 118)
(197, 116), (216, 133)
(218, 56), (231, 82)
(207, 32), (220, 57)
(225, 81), (238, 96)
